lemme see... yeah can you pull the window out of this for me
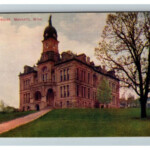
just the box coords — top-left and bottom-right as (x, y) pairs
(81, 70), (83, 81)
(67, 68), (69, 80)
(60, 70), (62, 82)
(81, 86), (83, 98)
(42, 67), (47, 72)
(84, 87), (86, 98)
(27, 93), (30, 103)
(64, 69), (66, 81)
(81, 86), (86, 98)
(88, 88), (90, 99)
(42, 74), (44, 81)
(23, 94), (26, 103)
(42, 67), (48, 82)
(83, 71), (86, 82)
(88, 73), (90, 84)
(23, 81), (26, 90)
(67, 85), (70, 97)
(23, 93), (30, 103)
(76, 68), (79, 80)
(76, 85), (79, 97)
(45, 74), (47, 81)
(93, 74), (97, 87)
(53, 75), (55, 82)
(42, 73), (47, 82)
(64, 86), (66, 97)
(60, 86), (63, 98)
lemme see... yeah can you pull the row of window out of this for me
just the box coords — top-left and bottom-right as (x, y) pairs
(76, 69), (118, 91)
(42, 74), (55, 82)
(76, 85), (97, 100)
(60, 85), (70, 98)
(60, 68), (69, 82)
(76, 68), (97, 86)
(76, 68), (90, 83)
(76, 69), (86, 81)
(42, 67), (55, 82)
(23, 79), (30, 90)
(23, 93), (30, 103)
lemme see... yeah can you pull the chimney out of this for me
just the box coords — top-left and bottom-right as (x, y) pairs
(86, 56), (90, 64)
(102, 65), (106, 73)
(76, 54), (86, 62)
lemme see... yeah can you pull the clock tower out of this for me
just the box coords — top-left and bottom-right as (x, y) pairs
(37, 15), (60, 64)
(42, 15), (59, 53)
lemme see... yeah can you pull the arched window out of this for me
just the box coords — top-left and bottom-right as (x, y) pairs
(42, 66), (47, 72)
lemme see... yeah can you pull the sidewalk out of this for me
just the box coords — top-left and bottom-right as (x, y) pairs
(0, 108), (51, 134)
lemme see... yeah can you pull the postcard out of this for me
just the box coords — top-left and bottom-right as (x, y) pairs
(0, 10), (149, 146)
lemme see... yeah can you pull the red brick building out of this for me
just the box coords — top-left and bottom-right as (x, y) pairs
(19, 16), (120, 111)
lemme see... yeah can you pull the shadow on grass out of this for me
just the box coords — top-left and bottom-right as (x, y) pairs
(132, 116), (150, 121)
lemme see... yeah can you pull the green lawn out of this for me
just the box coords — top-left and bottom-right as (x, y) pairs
(1, 108), (150, 137)
(0, 111), (35, 123)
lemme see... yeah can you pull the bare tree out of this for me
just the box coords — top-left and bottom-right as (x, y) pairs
(95, 12), (150, 118)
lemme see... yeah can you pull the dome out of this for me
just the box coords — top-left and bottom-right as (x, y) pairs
(43, 15), (57, 40)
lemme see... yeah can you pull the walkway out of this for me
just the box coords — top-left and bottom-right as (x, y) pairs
(0, 108), (51, 134)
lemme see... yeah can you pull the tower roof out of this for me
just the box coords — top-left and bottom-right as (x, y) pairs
(43, 15), (57, 40)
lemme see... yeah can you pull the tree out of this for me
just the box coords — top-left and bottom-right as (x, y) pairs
(97, 79), (112, 107)
(0, 100), (5, 112)
(95, 12), (150, 118)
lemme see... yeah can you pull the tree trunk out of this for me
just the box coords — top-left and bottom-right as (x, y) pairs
(140, 99), (147, 118)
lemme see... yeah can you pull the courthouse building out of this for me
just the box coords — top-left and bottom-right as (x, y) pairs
(19, 16), (120, 111)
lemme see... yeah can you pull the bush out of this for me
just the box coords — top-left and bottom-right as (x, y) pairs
(3, 106), (18, 113)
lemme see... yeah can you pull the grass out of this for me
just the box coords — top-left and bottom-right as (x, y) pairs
(0, 111), (35, 123)
(1, 108), (150, 137)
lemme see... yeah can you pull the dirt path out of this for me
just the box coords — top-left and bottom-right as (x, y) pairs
(0, 108), (51, 134)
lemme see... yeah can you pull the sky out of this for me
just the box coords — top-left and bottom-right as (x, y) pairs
(0, 13), (132, 108)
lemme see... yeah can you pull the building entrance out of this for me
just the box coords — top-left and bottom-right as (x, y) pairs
(36, 104), (40, 111)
